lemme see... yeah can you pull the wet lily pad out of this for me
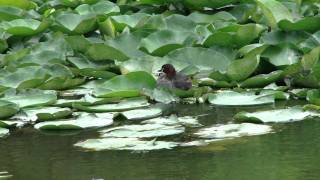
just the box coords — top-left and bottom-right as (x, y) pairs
(1, 89), (57, 108)
(142, 115), (202, 127)
(234, 106), (318, 123)
(113, 107), (162, 121)
(195, 123), (272, 139)
(100, 124), (185, 138)
(12, 107), (72, 122)
(34, 113), (113, 130)
(0, 19), (48, 36)
(0, 127), (9, 138)
(0, 100), (19, 119)
(208, 91), (275, 106)
(0, 120), (25, 128)
(94, 71), (156, 98)
(74, 138), (178, 151)
(73, 97), (150, 112)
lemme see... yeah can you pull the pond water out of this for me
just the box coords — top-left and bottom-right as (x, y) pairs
(1, 100), (320, 180)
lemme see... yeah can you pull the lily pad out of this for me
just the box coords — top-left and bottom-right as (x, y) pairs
(142, 115), (202, 127)
(12, 107), (72, 122)
(74, 138), (178, 151)
(94, 71), (156, 98)
(226, 55), (260, 82)
(100, 124), (185, 138)
(139, 30), (197, 56)
(195, 123), (272, 139)
(73, 97), (150, 112)
(234, 106), (318, 123)
(1, 89), (57, 108)
(0, 19), (48, 36)
(0, 120), (25, 128)
(114, 107), (162, 121)
(240, 70), (283, 88)
(0, 100), (19, 119)
(208, 91), (275, 106)
(0, 128), (9, 138)
(34, 113), (113, 130)
(307, 89), (320, 105)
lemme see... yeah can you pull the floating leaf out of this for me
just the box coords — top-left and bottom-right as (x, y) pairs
(307, 89), (320, 105)
(1, 89), (57, 108)
(142, 115), (202, 127)
(139, 30), (197, 56)
(34, 113), (113, 130)
(114, 107), (162, 120)
(195, 123), (272, 139)
(74, 138), (178, 151)
(0, 19), (48, 36)
(94, 71), (156, 98)
(262, 44), (301, 66)
(0, 100), (19, 119)
(73, 97), (150, 112)
(0, 127), (9, 138)
(234, 106), (318, 123)
(208, 91), (275, 106)
(226, 55), (260, 82)
(166, 47), (233, 72)
(278, 17), (320, 32)
(240, 70), (283, 88)
(256, 0), (293, 29)
(12, 107), (72, 122)
(100, 124), (185, 138)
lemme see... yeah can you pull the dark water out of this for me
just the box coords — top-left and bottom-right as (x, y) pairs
(1, 100), (320, 180)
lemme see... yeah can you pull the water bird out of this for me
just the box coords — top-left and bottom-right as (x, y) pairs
(157, 64), (192, 90)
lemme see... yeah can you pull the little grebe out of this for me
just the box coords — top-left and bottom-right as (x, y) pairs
(157, 64), (192, 90)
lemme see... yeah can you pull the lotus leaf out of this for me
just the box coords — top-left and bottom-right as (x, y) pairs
(12, 107), (72, 122)
(0, 100), (19, 119)
(0, 128), (9, 138)
(0, 19), (48, 36)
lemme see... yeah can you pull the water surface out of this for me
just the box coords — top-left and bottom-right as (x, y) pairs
(1, 101), (320, 180)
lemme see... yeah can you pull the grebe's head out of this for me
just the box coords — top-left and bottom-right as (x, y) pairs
(160, 64), (176, 79)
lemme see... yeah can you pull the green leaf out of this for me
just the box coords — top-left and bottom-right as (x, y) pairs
(240, 70), (283, 88)
(75, 1), (120, 17)
(94, 71), (156, 98)
(73, 97), (150, 112)
(234, 106), (318, 123)
(195, 123), (272, 139)
(166, 47), (233, 72)
(298, 31), (320, 53)
(278, 17), (320, 32)
(139, 29), (197, 56)
(226, 55), (260, 82)
(13, 107), (72, 122)
(113, 107), (162, 121)
(1, 89), (57, 108)
(74, 137), (178, 151)
(0, 0), (35, 10)
(262, 44), (302, 67)
(188, 11), (237, 24)
(0, 66), (49, 89)
(307, 89), (320, 105)
(34, 113), (113, 130)
(203, 24), (266, 47)
(256, 0), (293, 29)
(100, 123), (184, 138)
(208, 90), (275, 106)
(0, 100), (19, 119)
(110, 13), (150, 31)
(53, 12), (96, 34)
(184, 0), (239, 9)
(0, 127), (9, 138)
(0, 19), (48, 36)
(0, 6), (25, 21)
(87, 32), (146, 61)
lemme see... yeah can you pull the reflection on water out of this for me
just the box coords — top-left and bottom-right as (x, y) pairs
(1, 100), (320, 180)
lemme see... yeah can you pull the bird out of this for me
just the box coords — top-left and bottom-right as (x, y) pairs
(156, 64), (192, 90)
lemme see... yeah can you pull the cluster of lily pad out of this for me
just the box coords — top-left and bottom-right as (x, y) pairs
(0, 0), (319, 150)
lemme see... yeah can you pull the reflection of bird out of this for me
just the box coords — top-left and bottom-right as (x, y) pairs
(157, 64), (192, 90)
